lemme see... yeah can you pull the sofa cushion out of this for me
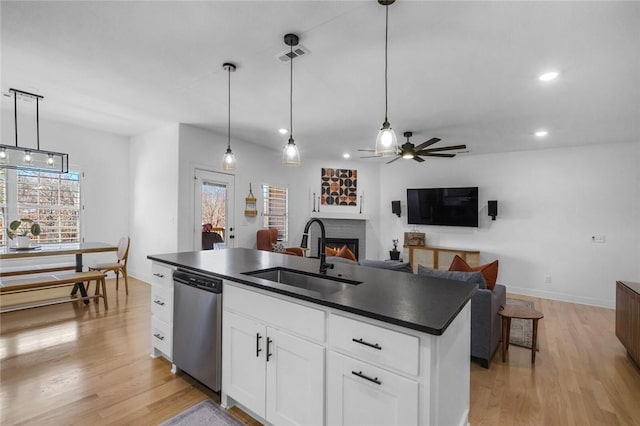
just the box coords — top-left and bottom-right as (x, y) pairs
(417, 265), (487, 289)
(335, 245), (357, 261)
(325, 246), (339, 256)
(359, 259), (413, 273)
(325, 256), (359, 265)
(271, 242), (287, 253)
(449, 255), (498, 290)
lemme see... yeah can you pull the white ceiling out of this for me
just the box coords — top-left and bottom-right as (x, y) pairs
(2, 1), (639, 161)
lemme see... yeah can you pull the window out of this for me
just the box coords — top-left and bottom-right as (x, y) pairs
(0, 170), (5, 247)
(262, 184), (288, 241)
(1, 169), (81, 245)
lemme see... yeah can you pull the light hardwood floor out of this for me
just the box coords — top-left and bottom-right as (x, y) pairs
(1, 278), (639, 425)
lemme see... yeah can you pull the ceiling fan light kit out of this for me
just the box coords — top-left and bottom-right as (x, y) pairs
(0, 88), (69, 174)
(222, 62), (237, 171)
(282, 33), (301, 166)
(374, 0), (399, 157)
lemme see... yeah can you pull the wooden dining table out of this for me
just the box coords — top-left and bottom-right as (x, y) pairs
(0, 242), (118, 301)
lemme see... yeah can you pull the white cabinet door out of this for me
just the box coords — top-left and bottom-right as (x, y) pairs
(223, 311), (267, 418)
(327, 351), (419, 426)
(265, 328), (324, 426)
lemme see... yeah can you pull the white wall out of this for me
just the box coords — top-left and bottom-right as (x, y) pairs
(377, 141), (640, 308)
(128, 124), (179, 281)
(1, 113), (129, 267)
(175, 124), (382, 257)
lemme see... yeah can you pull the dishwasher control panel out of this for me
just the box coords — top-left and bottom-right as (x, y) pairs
(173, 270), (222, 293)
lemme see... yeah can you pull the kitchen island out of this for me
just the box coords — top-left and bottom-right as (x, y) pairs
(148, 248), (477, 426)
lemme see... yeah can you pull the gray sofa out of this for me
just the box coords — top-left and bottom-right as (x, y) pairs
(415, 265), (506, 368)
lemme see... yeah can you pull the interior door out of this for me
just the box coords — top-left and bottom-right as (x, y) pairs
(194, 169), (235, 250)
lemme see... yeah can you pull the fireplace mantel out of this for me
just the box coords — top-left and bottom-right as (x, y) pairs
(310, 212), (370, 220)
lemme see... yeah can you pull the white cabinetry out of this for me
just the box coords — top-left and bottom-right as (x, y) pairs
(222, 284), (325, 426)
(150, 262), (175, 360)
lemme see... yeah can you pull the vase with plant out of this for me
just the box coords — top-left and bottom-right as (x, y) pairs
(389, 239), (400, 261)
(7, 218), (41, 248)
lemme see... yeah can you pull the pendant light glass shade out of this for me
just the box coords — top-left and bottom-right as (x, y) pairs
(282, 33), (301, 166)
(374, 0), (398, 157)
(222, 62), (237, 171)
(282, 136), (300, 166)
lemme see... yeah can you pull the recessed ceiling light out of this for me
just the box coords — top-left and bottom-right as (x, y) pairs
(535, 130), (548, 137)
(538, 71), (559, 82)
(343, 153), (351, 159)
(278, 128), (288, 134)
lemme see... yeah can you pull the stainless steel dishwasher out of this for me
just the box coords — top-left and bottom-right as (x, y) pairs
(172, 269), (222, 392)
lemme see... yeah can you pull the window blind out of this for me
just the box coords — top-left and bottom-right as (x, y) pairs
(262, 184), (288, 241)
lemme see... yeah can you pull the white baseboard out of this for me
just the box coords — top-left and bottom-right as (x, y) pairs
(507, 286), (614, 309)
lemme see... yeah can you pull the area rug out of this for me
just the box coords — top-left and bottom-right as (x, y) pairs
(506, 297), (540, 350)
(159, 400), (244, 426)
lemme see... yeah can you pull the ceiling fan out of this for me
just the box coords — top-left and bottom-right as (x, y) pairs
(359, 131), (467, 164)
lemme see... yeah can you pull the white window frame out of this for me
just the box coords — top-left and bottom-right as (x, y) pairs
(262, 183), (289, 242)
(1, 168), (82, 246)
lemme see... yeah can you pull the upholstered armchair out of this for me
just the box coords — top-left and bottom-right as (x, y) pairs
(256, 228), (304, 256)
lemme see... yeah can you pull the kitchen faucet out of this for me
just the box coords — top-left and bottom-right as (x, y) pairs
(300, 218), (334, 274)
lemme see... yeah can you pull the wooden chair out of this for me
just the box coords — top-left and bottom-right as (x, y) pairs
(88, 237), (131, 295)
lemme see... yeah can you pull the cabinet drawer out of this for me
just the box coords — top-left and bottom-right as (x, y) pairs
(151, 284), (173, 324)
(151, 262), (173, 287)
(329, 314), (420, 376)
(327, 351), (418, 426)
(224, 283), (325, 342)
(151, 316), (173, 359)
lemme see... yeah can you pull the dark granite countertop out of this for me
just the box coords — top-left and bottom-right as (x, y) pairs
(147, 248), (477, 336)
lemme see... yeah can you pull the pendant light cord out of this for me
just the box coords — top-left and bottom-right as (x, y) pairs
(14, 91), (18, 147)
(227, 65), (231, 150)
(384, 4), (389, 122)
(290, 43), (294, 139)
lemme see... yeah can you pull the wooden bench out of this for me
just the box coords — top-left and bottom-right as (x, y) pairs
(0, 263), (77, 278)
(0, 271), (108, 314)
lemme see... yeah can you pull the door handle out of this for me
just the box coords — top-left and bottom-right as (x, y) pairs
(153, 333), (165, 341)
(256, 333), (262, 357)
(266, 337), (273, 362)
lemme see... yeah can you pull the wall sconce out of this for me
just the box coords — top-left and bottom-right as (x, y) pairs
(488, 200), (498, 220)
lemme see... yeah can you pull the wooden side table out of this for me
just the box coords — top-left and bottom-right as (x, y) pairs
(498, 304), (544, 364)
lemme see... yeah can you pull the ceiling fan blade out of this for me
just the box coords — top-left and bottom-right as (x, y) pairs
(422, 153), (456, 158)
(360, 155), (380, 159)
(357, 149), (376, 152)
(413, 137), (441, 151)
(418, 144), (467, 153)
(386, 156), (401, 164)
(413, 156), (425, 162)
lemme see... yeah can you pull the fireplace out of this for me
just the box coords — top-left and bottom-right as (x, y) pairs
(317, 238), (359, 260)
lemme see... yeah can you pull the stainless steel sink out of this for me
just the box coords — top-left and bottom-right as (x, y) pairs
(242, 267), (361, 295)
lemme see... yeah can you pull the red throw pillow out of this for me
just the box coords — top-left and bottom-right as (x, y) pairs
(449, 255), (499, 290)
(336, 245), (357, 262)
(325, 246), (338, 256)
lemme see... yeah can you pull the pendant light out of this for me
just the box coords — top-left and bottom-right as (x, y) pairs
(282, 33), (301, 166)
(0, 88), (69, 173)
(222, 62), (237, 171)
(374, 0), (398, 156)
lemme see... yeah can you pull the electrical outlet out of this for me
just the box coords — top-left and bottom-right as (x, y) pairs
(591, 235), (606, 243)
(545, 275), (552, 284)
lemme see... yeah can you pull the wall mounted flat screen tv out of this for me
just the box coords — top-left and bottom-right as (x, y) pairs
(407, 187), (479, 227)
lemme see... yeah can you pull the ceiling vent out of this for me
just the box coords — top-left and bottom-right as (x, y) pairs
(276, 44), (310, 62)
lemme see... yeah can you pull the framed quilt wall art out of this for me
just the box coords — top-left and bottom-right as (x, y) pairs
(321, 168), (357, 206)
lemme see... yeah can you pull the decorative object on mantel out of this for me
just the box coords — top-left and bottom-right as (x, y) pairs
(221, 62), (237, 171)
(312, 192), (316, 212)
(360, 192), (364, 214)
(321, 168), (357, 205)
(488, 200), (498, 220)
(403, 231), (425, 247)
(389, 239), (400, 260)
(244, 183), (257, 216)
(0, 88), (69, 173)
(282, 33), (301, 166)
(7, 218), (41, 248)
